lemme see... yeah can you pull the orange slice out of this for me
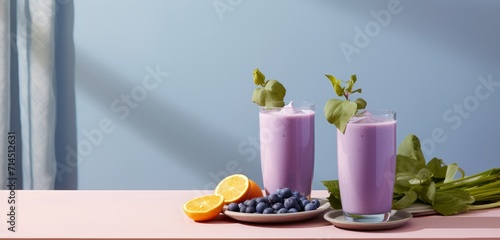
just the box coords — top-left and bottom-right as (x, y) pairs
(183, 194), (224, 221)
(215, 174), (251, 204)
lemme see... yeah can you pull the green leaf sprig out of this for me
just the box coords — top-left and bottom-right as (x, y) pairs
(251, 68), (286, 108)
(324, 74), (366, 133)
(391, 134), (500, 216)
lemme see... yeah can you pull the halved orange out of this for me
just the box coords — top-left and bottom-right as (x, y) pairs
(183, 194), (224, 221)
(215, 174), (263, 204)
(247, 179), (264, 199)
(215, 174), (250, 204)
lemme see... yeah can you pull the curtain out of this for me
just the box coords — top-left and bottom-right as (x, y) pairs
(0, 0), (10, 190)
(1, 0), (56, 190)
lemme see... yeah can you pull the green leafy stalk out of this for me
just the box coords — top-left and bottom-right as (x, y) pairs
(468, 201), (500, 211)
(393, 135), (500, 215)
(323, 74), (366, 133)
(251, 68), (286, 108)
(435, 168), (500, 191)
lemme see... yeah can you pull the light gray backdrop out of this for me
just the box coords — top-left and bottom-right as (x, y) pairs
(69, 0), (500, 190)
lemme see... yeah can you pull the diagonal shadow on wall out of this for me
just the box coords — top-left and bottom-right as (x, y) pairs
(75, 52), (255, 190)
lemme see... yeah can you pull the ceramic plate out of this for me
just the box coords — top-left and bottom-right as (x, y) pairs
(323, 210), (412, 231)
(223, 198), (331, 223)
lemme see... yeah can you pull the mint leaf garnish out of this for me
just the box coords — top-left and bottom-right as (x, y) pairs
(324, 100), (357, 133)
(253, 68), (265, 85)
(354, 98), (367, 109)
(251, 68), (286, 108)
(323, 73), (366, 133)
(251, 88), (267, 106)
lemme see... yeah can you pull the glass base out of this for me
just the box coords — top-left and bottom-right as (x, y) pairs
(343, 211), (391, 223)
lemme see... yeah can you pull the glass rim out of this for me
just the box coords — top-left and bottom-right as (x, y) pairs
(355, 109), (396, 114)
(258, 101), (315, 111)
(352, 109), (396, 121)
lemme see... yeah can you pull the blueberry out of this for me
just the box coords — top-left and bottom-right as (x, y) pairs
(295, 204), (302, 212)
(288, 208), (298, 213)
(304, 202), (317, 211)
(272, 202), (284, 211)
(311, 199), (321, 209)
(239, 205), (247, 213)
(292, 190), (300, 196)
(269, 193), (282, 204)
(227, 202), (239, 212)
(277, 208), (288, 214)
(263, 208), (274, 214)
(279, 188), (292, 198)
(245, 206), (256, 213)
(256, 202), (268, 213)
(255, 197), (266, 203)
(255, 196), (272, 205)
(300, 199), (310, 207)
(244, 199), (256, 207)
(284, 197), (297, 209)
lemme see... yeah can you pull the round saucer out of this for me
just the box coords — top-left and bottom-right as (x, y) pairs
(323, 210), (412, 231)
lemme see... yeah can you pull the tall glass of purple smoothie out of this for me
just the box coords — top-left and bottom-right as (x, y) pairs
(337, 109), (396, 222)
(259, 101), (315, 197)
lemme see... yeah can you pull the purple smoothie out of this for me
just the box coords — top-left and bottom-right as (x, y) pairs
(337, 112), (396, 215)
(259, 102), (315, 197)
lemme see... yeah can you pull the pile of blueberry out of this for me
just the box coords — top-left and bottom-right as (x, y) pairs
(227, 187), (320, 214)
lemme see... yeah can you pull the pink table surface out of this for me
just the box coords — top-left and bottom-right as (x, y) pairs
(1, 190), (499, 239)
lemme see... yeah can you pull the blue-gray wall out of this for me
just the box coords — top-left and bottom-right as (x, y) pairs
(71, 0), (500, 190)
